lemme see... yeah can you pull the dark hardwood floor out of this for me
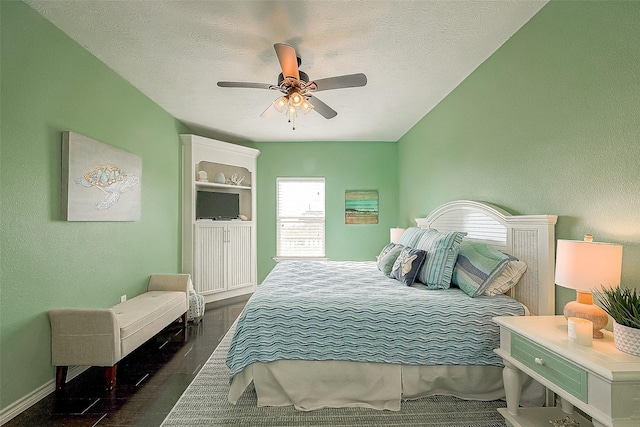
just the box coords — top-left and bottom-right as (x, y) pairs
(5, 296), (249, 427)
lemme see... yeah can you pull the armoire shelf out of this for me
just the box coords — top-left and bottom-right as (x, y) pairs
(195, 181), (251, 190)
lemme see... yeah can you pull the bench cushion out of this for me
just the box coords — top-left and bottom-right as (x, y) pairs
(112, 291), (187, 357)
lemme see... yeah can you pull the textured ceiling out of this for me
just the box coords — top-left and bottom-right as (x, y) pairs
(26, 0), (548, 143)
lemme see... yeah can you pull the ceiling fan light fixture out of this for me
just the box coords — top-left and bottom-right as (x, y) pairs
(287, 103), (298, 130)
(273, 96), (288, 113)
(301, 99), (314, 115)
(289, 91), (303, 108)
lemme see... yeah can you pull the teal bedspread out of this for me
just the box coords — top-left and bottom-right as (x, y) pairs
(226, 261), (525, 378)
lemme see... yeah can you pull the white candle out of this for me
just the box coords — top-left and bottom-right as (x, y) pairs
(568, 317), (593, 346)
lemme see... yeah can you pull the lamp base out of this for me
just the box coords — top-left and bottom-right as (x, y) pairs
(563, 291), (608, 338)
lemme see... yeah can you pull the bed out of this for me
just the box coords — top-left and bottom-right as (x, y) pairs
(227, 200), (557, 411)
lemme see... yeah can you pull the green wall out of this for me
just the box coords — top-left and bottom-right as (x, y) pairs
(254, 141), (398, 282)
(398, 1), (640, 312)
(0, 2), (189, 409)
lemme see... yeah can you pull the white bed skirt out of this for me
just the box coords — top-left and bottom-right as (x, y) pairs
(229, 360), (544, 411)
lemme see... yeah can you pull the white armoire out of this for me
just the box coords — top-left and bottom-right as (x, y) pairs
(180, 134), (259, 303)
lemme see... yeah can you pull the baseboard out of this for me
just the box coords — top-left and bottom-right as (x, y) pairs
(0, 365), (88, 425)
(203, 287), (254, 305)
(205, 293), (252, 309)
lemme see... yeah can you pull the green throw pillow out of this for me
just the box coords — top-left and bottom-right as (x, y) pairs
(376, 243), (404, 276)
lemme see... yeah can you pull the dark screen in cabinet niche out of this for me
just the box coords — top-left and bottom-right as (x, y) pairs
(196, 191), (239, 220)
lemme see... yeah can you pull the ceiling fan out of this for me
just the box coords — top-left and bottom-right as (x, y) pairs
(217, 43), (367, 129)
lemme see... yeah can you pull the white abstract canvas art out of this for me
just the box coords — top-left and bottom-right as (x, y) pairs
(62, 131), (141, 221)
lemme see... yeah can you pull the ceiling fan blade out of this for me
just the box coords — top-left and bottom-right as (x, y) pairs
(217, 81), (278, 90)
(308, 73), (367, 92)
(274, 43), (300, 81)
(308, 96), (337, 119)
(260, 103), (279, 118)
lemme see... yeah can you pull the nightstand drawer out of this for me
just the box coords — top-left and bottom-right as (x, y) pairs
(511, 334), (588, 402)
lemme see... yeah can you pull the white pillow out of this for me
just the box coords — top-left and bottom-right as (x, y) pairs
(483, 260), (527, 296)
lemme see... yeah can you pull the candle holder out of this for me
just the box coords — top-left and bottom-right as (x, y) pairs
(568, 317), (593, 346)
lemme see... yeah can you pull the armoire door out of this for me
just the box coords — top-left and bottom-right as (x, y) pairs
(194, 223), (226, 294)
(225, 223), (254, 290)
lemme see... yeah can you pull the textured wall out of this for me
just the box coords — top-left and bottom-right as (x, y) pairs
(0, 2), (187, 410)
(254, 141), (398, 282)
(398, 1), (640, 312)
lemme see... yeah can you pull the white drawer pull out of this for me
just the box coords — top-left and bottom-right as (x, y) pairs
(534, 357), (546, 366)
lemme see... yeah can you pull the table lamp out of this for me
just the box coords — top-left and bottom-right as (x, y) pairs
(554, 235), (623, 338)
(390, 228), (405, 244)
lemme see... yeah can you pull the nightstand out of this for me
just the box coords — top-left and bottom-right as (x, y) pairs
(493, 315), (640, 427)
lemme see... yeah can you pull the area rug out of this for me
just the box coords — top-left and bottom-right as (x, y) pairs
(161, 324), (508, 427)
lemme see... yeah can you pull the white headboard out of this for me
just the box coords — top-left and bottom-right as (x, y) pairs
(415, 200), (558, 316)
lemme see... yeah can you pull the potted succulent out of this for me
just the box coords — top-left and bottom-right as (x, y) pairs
(594, 286), (640, 357)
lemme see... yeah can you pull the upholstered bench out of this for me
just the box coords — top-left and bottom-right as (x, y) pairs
(48, 274), (189, 389)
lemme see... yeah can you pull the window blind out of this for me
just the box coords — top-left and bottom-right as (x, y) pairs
(277, 178), (325, 257)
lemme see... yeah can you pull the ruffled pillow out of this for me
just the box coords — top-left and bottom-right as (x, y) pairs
(413, 229), (467, 289)
(397, 227), (425, 248)
(452, 241), (511, 297)
(484, 260), (527, 296)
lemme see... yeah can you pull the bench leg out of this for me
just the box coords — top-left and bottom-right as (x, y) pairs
(105, 365), (117, 390)
(55, 366), (68, 390)
(182, 312), (188, 327)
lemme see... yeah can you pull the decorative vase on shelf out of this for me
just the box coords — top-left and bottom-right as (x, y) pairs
(613, 321), (640, 357)
(197, 170), (208, 181)
(213, 172), (226, 184)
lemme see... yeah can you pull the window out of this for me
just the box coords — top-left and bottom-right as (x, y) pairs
(276, 177), (325, 258)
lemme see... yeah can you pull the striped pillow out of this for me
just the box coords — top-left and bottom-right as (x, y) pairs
(483, 260), (527, 296)
(414, 229), (467, 289)
(452, 241), (511, 297)
(397, 227), (425, 248)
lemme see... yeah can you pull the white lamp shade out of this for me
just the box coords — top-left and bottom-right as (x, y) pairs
(555, 239), (623, 292)
(390, 228), (405, 244)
